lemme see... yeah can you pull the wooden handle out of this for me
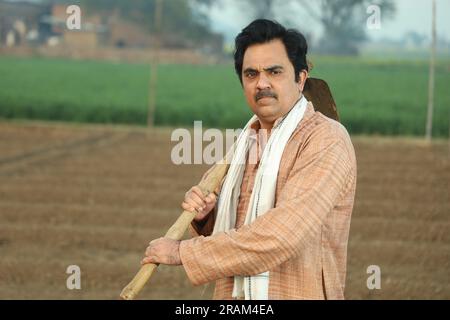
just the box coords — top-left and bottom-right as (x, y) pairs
(120, 159), (230, 300)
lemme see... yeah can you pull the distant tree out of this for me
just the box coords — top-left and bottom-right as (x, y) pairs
(227, 0), (284, 21)
(403, 31), (427, 47)
(74, 0), (217, 47)
(299, 0), (396, 55)
(228, 0), (396, 55)
(242, 0), (277, 20)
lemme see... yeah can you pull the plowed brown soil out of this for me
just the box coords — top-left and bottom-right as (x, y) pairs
(0, 121), (448, 299)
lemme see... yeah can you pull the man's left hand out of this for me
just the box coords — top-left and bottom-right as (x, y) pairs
(141, 237), (182, 266)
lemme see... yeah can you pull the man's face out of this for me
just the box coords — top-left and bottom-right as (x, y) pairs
(241, 39), (307, 129)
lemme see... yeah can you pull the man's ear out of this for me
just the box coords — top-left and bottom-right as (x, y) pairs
(298, 70), (308, 92)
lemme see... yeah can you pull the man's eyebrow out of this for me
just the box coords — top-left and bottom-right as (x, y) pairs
(264, 65), (284, 72)
(243, 65), (283, 74)
(243, 67), (258, 74)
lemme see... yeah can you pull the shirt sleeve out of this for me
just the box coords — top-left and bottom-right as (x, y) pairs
(179, 121), (356, 286)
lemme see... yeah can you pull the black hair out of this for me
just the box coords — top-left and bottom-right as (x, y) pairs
(234, 19), (308, 84)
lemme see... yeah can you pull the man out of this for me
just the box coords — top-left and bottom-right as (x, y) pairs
(141, 19), (357, 300)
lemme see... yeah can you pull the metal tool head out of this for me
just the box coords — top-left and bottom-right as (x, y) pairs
(303, 78), (339, 122)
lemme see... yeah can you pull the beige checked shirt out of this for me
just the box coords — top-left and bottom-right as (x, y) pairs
(179, 102), (357, 300)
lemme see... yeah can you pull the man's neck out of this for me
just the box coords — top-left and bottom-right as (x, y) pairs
(258, 94), (303, 132)
(260, 121), (274, 133)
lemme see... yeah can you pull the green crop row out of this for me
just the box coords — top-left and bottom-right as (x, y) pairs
(0, 56), (448, 137)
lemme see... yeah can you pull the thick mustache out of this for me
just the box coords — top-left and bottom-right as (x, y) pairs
(255, 90), (278, 102)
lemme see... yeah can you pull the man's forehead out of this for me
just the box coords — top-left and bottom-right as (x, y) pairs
(242, 39), (290, 69)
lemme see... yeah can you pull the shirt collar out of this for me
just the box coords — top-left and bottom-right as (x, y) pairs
(248, 96), (314, 140)
(248, 115), (284, 140)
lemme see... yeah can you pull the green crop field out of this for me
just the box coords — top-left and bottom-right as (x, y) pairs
(0, 56), (449, 137)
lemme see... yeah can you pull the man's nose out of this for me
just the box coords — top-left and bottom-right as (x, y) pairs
(256, 72), (271, 90)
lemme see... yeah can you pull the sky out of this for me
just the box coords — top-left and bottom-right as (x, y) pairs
(208, 0), (450, 44)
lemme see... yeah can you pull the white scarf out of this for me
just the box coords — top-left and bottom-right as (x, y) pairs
(212, 95), (308, 300)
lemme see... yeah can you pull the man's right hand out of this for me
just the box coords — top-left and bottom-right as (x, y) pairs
(182, 186), (217, 222)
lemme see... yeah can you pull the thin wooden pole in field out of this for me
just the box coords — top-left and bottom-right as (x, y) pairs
(448, 105), (450, 158)
(425, 0), (436, 141)
(147, 0), (163, 127)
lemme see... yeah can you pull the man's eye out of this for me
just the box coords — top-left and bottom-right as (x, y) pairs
(271, 69), (282, 75)
(245, 72), (257, 79)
